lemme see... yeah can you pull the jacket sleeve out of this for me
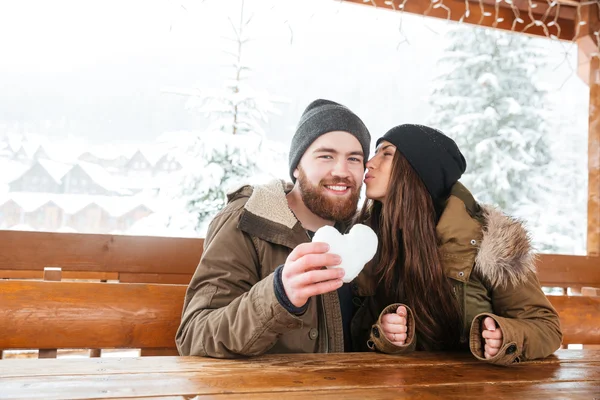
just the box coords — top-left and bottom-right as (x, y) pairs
(175, 208), (303, 358)
(368, 303), (417, 354)
(469, 271), (562, 366)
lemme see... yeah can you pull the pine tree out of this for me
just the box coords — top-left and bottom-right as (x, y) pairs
(162, 0), (287, 233)
(428, 25), (566, 252)
(429, 25), (552, 212)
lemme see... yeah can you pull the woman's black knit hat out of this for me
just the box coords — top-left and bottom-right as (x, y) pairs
(377, 124), (467, 200)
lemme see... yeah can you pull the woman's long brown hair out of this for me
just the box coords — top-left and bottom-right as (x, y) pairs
(359, 152), (463, 350)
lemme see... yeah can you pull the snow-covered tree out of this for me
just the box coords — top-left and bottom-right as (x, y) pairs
(160, 0), (288, 234)
(429, 25), (552, 212)
(427, 25), (580, 253)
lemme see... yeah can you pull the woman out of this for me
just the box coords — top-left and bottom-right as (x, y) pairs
(356, 124), (562, 366)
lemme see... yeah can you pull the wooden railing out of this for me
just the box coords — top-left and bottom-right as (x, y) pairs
(0, 230), (598, 359)
(0, 230), (598, 289)
(0, 230), (201, 284)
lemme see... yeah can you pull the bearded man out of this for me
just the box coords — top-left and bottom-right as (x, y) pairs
(176, 99), (371, 357)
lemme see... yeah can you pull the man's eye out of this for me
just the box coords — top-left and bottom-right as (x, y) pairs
(349, 157), (362, 162)
(319, 155), (333, 159)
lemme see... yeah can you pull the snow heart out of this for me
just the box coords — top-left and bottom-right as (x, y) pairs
(312, 224), (378, 283)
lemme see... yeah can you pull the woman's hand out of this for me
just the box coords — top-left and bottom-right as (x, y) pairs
(380, 305), (408, 346)
(482, 317), (503, 359)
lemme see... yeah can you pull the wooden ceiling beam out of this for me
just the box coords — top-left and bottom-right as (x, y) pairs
(341, 0), (576, 40)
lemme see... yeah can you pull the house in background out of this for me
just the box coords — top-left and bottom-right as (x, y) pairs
(0, 192), (156, 234)
(66, 202), (112, 233)
(32, 146), (51, 161)
(124, 150), (154, 177)
(0, 142), (12, 158)
(24, 200), (63, 231)
(153, 153), (182, 175)
(61, 162), (123, 196)
(78, 151), (129, 170)
(0, 199), (24, 228)
(11, 146), (29, 162)
(0, 135), (181, 235)
(116, 204), (153, 232)
(8, 161), (65, 193)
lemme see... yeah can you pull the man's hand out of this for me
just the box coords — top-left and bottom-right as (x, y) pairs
(482, 316), (503, 359)
(281, 242), (345, 308)
(381, 306), (408, 346)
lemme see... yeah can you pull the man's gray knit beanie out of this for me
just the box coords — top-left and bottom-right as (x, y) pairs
(289, 99), (371, 182)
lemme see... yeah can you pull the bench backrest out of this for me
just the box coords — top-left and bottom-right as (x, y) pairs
(0, 231), (598, 288)
(0, 230), (203, 283)
(0, 280), (598, 355)
(535, 254), (600, 288)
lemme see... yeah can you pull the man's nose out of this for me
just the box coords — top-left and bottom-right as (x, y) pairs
(331, 160), (351, 177)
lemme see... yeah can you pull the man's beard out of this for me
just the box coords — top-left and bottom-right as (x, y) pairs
(297, 167), (361, 222)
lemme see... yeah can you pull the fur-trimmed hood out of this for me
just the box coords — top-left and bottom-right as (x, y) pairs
(475, 205), (537, 288)
(437, 183), (536, 289)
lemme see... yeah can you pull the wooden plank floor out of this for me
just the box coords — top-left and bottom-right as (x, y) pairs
(0, 350), (598, 399)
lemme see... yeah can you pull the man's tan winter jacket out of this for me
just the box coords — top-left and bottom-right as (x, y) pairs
(176, 180), (350, 358)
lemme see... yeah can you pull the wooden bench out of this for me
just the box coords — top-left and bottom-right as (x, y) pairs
(0, 231), (598, 290)
(0, 279), (598, 359)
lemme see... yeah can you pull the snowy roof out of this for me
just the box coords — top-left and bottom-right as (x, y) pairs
(6, 133), (46, 158)
(83, 197), (152, 217)
(80, 142), (167, 165)
(139, 145), (167, 165)
(75, 161), (122, 192)
(80, 142), (138, 161)
(1, 192), (155, 217)
(37, 159), (73, 183)
(42, 141), (87, 164)
(0, 159), (31, 184)
(0, 194), (47, 212)
(3, 133), (86, 163)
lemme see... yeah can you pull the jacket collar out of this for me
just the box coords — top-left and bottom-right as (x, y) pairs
(228, 180), (310, 249)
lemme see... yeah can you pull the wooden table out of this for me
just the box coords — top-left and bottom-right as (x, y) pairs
(1, 350), (599, 399)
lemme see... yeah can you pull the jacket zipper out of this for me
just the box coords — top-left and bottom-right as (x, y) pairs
(307, 229), (329, 353)
(320, 294), (329, 352)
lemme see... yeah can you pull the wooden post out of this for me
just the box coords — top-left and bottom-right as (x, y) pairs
(589, 56), (600, 256)
(576, 2), (600, 256)
(90, 349), (102, 358)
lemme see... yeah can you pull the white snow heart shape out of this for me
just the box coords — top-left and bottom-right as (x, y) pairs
(312, 224), (379, 283)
